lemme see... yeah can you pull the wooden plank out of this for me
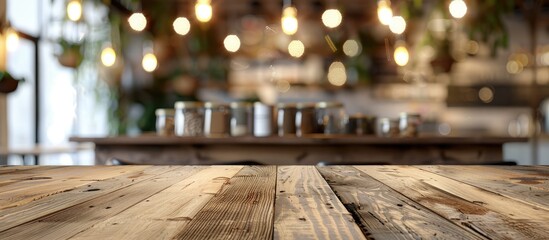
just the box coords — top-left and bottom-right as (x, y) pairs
(317, 166), (483, 239)
(274, 166), (365, 240)
(70, 166), (243, 240)
(0, 166), (176, 232)
(356, 166), (549, 240)
(0, 165), (62, 175)
(0, 166), (205, 240)
(417, 166), (549, 209)
(0, 166), (150, 210)
(173, 166), (277, 240)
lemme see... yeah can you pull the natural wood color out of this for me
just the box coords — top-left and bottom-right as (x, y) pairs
(274, 166), (365, 240)
(0, 165), (150, 210)
(317, 166), (483, 239)
(0, 0), (7, 152)
(173, 166), (277, 240)
(356, 166), (549, 239)
(417, 165), (549, 209)
(0, 165), (176, 232)
(70, 166), (243, 240)
(0, 166), (205, 240)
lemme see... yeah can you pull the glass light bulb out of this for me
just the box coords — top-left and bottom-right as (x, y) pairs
(389, 16), (406, 34)
(67, 0), (82, 22)
(128, 13), (147, 31)
(173, 17), (191, 35)
(377, 0), (393, 25)
(449, 0), (467, 19)
(224, 35), (241, 52)
(6, 28), (19, 51)
(142, 53), (158, 72)
(281, 7), (298, 35)
(328, 61), (347, 86)
(101, 47), (116, 67)
(321, 9), (342, 28)
(394, 45), (409, 66)
(195, 0), (213, 23)
(288, 40), (305, 58)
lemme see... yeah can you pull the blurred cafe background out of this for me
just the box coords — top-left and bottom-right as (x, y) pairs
(1, 0), (549, 165)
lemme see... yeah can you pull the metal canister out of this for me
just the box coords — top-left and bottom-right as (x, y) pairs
(295, 103), (315, 137)
(277, 103), (297, 136)
(155, 109), (175, 136)
(399, 112), (421, 137)
(377, 117), (399, 137)
(347, 114), (374, 135)
(204, 102), (230, 136)
(229, 102), (253, 136)
(315, 102), (346, 134)
(174, 101), (204, 136)
(253, 102), (274, 137)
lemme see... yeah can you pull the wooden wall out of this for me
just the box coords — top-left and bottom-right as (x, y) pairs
(0, 0), (8, 148)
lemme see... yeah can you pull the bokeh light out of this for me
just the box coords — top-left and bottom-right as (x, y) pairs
(173, 17), (191, 35)
(195, 0), (213, 23)
(449, 0), (467, 19)
(288, 40), (305, 58)
(128, 13), (147, 31)
(343, 39), (361, 57)
(394, 45), (409, 66)
(67, 0), (83, 22)
(389, 16), (406, 34)
(377, 0), (393, 25)
(6, 28), (19, 51)
(142, 53), (158, 72)
(328, 61), (347, 86)
(224, 35), (241, 53)
(281, 7), (298, 35)
(101, 47), (116, 67)
(321, 9), (342, 28)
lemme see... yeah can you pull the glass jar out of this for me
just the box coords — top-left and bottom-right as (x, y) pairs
(174, 101), (204, 136)
(253, 102), (274, 137)
(204, 102), (230, 136)
(315, 102), (347, 134)
(295, 103), (315, 137)
(347, 114), (374, 135)
(155, 109), (175, 136)
(277, 103), (297, 136)
(399, 112), (421, 137)
(230, 102), (253, 136)
(377, 118), (399, 137)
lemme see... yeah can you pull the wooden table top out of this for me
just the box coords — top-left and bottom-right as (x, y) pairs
(0, 165), (547, 239)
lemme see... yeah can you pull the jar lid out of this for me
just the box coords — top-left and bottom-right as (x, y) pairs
(230, 102), (252, 108)
(253, 102), (273, 115)
(174, 101), (203, 109)
(296, 102), (315, 109)
(315, 101), (343, 108)
(204, 102), (229, 108)
(155, 108), (175, 116)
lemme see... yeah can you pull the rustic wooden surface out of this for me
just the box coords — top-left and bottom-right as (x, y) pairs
(0, 165), (547, 239)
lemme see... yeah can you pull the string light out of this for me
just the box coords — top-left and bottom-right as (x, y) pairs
(142, 53), (158, 72)
(394, 43), (409, 66)
(195, 0), (213, 23)
(343, 39), (361, 57)
(377, 0), (393, 25)
(224, 34), (241, 52)
(389, 16), (406, 34)
(128, 13), (147, 31)
(288, 40), (305, 58)
(321, 9), (342, 28)
(67, 0), (83, 22)
(173, 17), (191, 35)
(101, 46), (116, 67)
(281, 6), (298, 35)
(5, 28), (19, 51)
(328, 61), (347, 86)
(449, 0), (467, 19)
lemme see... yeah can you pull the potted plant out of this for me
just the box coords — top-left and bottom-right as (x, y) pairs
(57, 39), (83, 68)
(0, 70), (24, 94)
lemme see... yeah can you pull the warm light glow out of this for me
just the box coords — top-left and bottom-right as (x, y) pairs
(343, 39), (361, 57)
(288, 40), (305, 58)
(67, 0), (82, 21)
(281, 6), (298, 35)
(101, 47), (116, 67)
(506, 60), (523, 74)
(389, 16), (406, 34)
(466, 40), (479, 55)
(6, 28), (19, 50)
(328, 61), (347, 86)
(377, 0), (393, 25)
(394, 45), (409, 66)
(173, 17), (191, 35)
(479, 87), (494, 103)
(449, 0), (467, 19)
(276, 79), (291, 93)
(128, 13), (147, 31)
(142, 53), (158, 72)
(321, 9), (342, 28)
(195, 0), (213, 23)
(224, 35), (241, 52)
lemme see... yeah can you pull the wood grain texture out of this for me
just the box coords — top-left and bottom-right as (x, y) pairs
(0, 165), (176, 232)
(357, 166), (549, 239)
(317, 166), (483, 240)
(70, 166), (243, 240)
(0, 166), (205, 240)
(417, 165), (549, 209)
(173, 166), (277, 240)
(274, 166), (365, 240)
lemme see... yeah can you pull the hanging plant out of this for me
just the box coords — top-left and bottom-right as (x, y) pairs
(56, 39), (84, 68)
(0, 71), (24, 94)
